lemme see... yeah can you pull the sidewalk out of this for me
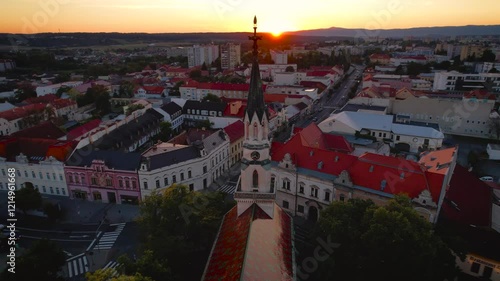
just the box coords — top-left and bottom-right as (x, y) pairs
(54, 197), (140, 225)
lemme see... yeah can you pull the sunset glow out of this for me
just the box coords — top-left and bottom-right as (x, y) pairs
(1, 0), (499, 34)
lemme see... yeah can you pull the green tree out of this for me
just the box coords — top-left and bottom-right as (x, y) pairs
(86, 269), (154, 281)
(201, 93), (221, 103)
(16, 184), (42, 214)
(158, 121), (172, 142)
(55, 85), (71, 98)
(14, 82), (37, 102)
(201, 62), (208, 71)
(126, 104), (145, 116)
(137, 185), (234, 280)
(119, 81), (135, 98)
(311, 195), (462, 281)
(285, 66), (295, 72)
(189, 69), (202, 79)
(77, 84), (111, 116)
(54, 73), (71, 83)
(1, 239), (66, 281)
(118, 250), (174, 281)
(481, 49), (496, 62)
(489, 67), (498, 73)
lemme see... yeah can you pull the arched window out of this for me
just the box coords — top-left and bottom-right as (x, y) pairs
(253, 122), (258, 140)
(252, 170), (258, 188)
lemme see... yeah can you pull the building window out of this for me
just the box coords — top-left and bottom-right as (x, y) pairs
(32, 171), (36, 178)
(106, 179), (112, 187)
(252, 170), (258, 188)
(93, 192), (102, 201)
(282, 179), (290, 191)
(62, 189), (66, 195)
(324, 191), (331, 202)
(172, 175), (177, 183)
(1, 169), (5, 176)
(119, 179), (123, 188)
(396, 135), (400, 141)
(156, 180), (160, 189)
(69, 175), (73, 183)
(39, 172), (43, 179)
(132, 181), (137, 189)
(470, 262), (480, 274)
(52, 173), (56, 180)
(91, 177), (97, 185)
(299, 183), (304, 194)
(181, 173), (185, 181)
(144, 182), (148, 190)
(378, 132), (382, 137)
(483, 266), (493, 278)
(298, 205), (304, 213)
(188, 170), (192, 178)
(164, 177), (169, 186)
(310, 187), (318, 198)
(49, 187), (54, 194)
(17, 170), (21, 177)
(24, 171), (28, 177)
(56, 187), (60, 194)
(189, 184), (194, 192)
(339, 194), (345, 202)
(125, 180), (130, 188)
(81, 176), (85, 184)
(203, 166), (207, 173)
(75, 176), (80, 184)
(42, 186), (46, 193)
(270, 176), (276, 191)
(283, 200), (289, 209)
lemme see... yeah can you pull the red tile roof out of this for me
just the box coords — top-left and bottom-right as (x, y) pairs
(0, 103), (47, 121)
(306, 70), (331, 77)
(136, 86), (165, 95)
(51, 98), (77, 109)
(25, 94), (57, 104)
(223, 120), (244, 143)
(464, 89), (496, 100)
(67, 119), (102, 140)
(441, 165), (492, 227)
(0, 137), (75, 162)
(10, 121), (65, 139)
(202, 204), (294, 281)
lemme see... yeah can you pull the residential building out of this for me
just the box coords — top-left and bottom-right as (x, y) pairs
(35, 81), (83, 96)
(220, 43), (241, 70)
(0, 103), (49, 136)
(433, 71), (500, 93)
(155, 102), (184, 132)
(65, 150), (142, 204)
(270, 50), (288, 64)
(0, 59), (16, 72)
(223, 120), (244, 166)
(134, 86), (168, 99)
(0, 125), (74, 197)
(266, 85), (319, 100)
(203, 18), (295, 280)
(271, 123), (457, 223)
(179, 81), (256, 100)
(182, 100), (227, 126)
(369, 53), (391, 64)
(187, 44), (219, 68)
(319, 111), (444, 153)
(138, 129), (230, 198)
(94, 109), (163, 152)
(460, 45), (485, 61)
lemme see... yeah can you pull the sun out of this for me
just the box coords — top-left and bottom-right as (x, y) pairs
(271, 31), (282, 37)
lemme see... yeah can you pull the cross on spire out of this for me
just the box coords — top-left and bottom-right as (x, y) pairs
(248, 15), (262, 56)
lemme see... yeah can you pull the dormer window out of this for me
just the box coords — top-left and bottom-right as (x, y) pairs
(369, 165), (374, 172)
(334, 156), (339, 162)
(317, 161), (323, 169)
(400, 172), (405, 179)
(252, 170), (258, 188)
(380, 179), (387, 190)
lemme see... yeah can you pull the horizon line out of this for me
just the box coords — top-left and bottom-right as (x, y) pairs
(2, 23), (500, 36)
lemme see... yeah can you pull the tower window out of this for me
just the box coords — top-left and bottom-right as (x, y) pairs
(253, 123), (258, 140)
(252, 170), (258, 188)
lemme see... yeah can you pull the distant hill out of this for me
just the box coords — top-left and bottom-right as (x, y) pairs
(286, 25), (500, 38)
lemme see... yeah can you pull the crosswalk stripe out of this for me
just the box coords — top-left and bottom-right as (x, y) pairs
(68, 262), (73, 277)
(78, 258), (83, 273)
(217, 184), (236, 194)
(72, 260), (78, 276)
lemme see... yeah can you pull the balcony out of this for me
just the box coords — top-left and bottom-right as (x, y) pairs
(234, 192), (276, 200)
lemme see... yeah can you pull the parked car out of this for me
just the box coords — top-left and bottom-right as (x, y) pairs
(480, 176), (494, 182)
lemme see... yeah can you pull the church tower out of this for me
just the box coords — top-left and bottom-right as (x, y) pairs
(235, 16), (276, 218)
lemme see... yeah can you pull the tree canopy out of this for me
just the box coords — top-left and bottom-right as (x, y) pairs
(77, 84), (111, 116)
(16, 183), (42, 214)
(131, 184), (235, 280)
(1, 239), (66, 281)
(309, 196), (462, 281)
(201, 93), (221, 103)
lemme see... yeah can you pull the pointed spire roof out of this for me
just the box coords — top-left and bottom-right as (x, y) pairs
(246, 16), (268, 122)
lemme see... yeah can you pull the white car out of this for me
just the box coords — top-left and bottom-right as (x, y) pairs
(480, 176), (494, 182)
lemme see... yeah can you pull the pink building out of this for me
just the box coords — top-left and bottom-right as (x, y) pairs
(64, 150), (142, 204)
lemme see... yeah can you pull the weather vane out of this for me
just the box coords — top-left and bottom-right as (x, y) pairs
(248, 16), (262, 56)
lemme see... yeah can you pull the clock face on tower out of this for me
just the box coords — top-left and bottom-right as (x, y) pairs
(251, 151), (260, 160)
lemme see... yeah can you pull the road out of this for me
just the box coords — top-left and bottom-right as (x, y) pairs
(295, 65), (363, 128)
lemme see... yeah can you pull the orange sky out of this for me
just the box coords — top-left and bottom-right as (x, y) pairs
(1, 0), (500, 34)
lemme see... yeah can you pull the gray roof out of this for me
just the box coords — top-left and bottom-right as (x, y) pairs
(202, 130), (227, 154)
(66, 149), (142, 171)
(144, 146), (200, 171)
(183, 100), (227, 113)
(161, 102), (182, 115)
(341, 104), (387, 113)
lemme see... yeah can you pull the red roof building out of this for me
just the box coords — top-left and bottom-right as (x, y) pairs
(224, 120), (244, 166)
(67, 119), (102, 140)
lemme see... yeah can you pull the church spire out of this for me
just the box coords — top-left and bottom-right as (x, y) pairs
(246, 16), (268, 122)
